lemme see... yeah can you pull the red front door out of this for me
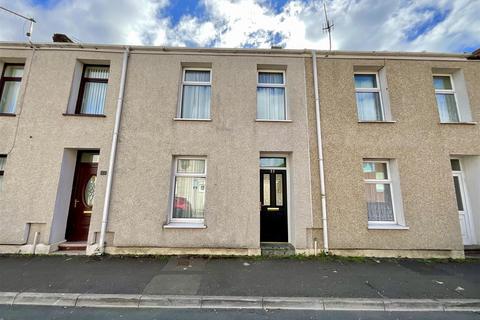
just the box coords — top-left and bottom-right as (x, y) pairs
(65, 152), (98, 242)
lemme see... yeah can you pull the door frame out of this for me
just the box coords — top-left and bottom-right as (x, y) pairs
(260, 153), (291, 243)
(452, 159), (476, 245)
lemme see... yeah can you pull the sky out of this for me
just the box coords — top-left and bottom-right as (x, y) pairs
(0, 0), (478, 53)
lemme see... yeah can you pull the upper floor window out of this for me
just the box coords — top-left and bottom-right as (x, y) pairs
(76, 65), (109, 115)
(179, 69), (211, 119)
(433, 75), (459, 123)
(0, 155), (6, 192)
(171, 157), (207, 224)
(0, 64), (24, 114)
(257, 71), (286, 120)
(354, 73), (384, 121)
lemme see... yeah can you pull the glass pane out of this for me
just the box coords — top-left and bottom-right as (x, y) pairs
(453, 176), (464, 211)
(0, 156), (5, 171)
(365, 183), (395, 222)
(258, 72), (284, 84)
(356, 92), (382, 121)
(177, 159), (205, 174)
(436, 94), (459, 122)
(185, 70), (210, 82)
(260, 158), (286, 168)
(84, 176), (96, 207)
(0, 81), (21, 113)
(354, 74), (377, 88)
(433, 76), (452, 90)
(181, 85), (211, 119)
(80, 152), (99, 163)
(275, 174), (283, 206)
(80, 82), (107, 114)
(450, 159), (461, 171)
(84, 66), (109, 79)
(173, 177), (205, 218)
(4, 65), (24, 78)
(363, 162), (388, 180)
(257, 87), (285, 120)
(263, 174), (270, 206)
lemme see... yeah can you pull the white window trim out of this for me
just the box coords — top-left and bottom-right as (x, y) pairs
(354, 71), (385, 122)
(256, 70), (288, 121)
(433, 73), (461, 123)
(364, 160), (397, 225)
(177, 68), (212, 120)
(168, 156), (207, 225)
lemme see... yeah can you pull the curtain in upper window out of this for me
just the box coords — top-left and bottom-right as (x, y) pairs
(0, 65), (24, 114)
(354, 74), (383, 121)
(257, 72), (286, 120)
(181, 70), (211, 119)
(78, 66), (109, 115)
(433, 75), (459, 122)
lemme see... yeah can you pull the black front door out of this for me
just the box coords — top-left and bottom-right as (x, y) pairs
(260, 169), (288, 242)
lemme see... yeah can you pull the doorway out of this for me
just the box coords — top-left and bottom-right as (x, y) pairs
(451, 159), (475, 245)
(260, 157), (288, 242)
(65, 151), (99, 242)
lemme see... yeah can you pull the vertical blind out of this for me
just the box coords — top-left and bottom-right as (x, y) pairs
(80, 66), (109, 115)
(257, 72), (286, 120)
(181, 70), (211, 119)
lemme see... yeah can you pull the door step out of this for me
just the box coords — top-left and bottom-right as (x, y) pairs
(58, 242), (87, 252)
(261, 242), (295, 256)
(464, 245), (480, 259)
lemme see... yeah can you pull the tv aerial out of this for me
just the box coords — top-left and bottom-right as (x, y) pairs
(0, 6), (36, 43)
(322, 0), (334, 51)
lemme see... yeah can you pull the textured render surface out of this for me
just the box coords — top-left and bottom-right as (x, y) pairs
(308, 56), (480, 252)
(0, 47), (123, 245)
(107, 52), (313, 249)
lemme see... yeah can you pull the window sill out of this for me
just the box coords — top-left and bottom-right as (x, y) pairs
(256, 119), (292, 122)
(368, 224), (409, 230)
(439, 121), (477, 125)
(173, 118), (212, 122)
(63, 113), (106, 118)
(358, 120), (396, 123)
(163, 223), (207, 229)
(0, 113), (16, 117)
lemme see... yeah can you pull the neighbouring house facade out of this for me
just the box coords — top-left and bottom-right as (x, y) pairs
(0, 42), (478, 258)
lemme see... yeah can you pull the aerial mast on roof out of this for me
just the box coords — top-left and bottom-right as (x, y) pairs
(322, 0), (334, 51)
(0, 6), (36, 44)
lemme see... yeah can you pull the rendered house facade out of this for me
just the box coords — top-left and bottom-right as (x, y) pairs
(0, 42), (478, 258)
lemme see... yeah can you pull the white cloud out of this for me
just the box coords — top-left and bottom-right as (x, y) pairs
(0, 0), (478, 53)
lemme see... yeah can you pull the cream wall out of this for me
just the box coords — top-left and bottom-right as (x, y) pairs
(107, 51), (313, 250)
(308, 55), (480, 253)
(0, 46), (124, 247)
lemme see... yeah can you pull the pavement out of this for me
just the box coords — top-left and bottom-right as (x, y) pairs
(0, 254), (479, 313)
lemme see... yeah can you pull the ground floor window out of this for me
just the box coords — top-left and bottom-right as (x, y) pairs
(0, 155), (5, 192)
(171, 157), (207, 223)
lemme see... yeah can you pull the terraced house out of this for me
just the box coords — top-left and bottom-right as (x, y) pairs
(0, 41), (478, 258)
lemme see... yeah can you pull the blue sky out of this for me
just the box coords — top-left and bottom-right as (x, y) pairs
(0, 0), (479, 53)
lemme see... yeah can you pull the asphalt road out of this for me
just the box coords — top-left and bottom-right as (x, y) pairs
(0, 306), (479, 320)
(0, 255), (479, 299)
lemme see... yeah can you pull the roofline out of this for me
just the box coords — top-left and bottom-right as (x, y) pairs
(0, 41), (474, 60)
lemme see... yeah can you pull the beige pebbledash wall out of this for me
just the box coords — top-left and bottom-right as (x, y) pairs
(106, 50), (313, 252)
(307, 52), (480, 257)
(0, 45), (124, 252)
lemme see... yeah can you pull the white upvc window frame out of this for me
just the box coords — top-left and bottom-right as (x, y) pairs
(433, 73), (461, 123)
(169, 156), (207, 225)
(354, 71), (385, 122)
(363, 159), (397, 225)
(177, 68), (212, 120)
(256, 70), (288, 121)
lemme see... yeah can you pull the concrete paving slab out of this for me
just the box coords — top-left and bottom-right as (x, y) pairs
(76, 294), (141, 308)
(202, 296), (263, 309)
(0, 292), (18, 305)
(13, 292), (79, 307)
(323, 298), (385, 311)
(384, 299), (443, 311)
(262, 297), (324, 310)
(139, 295), (201, 308)
(440, 299), (480, 312)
